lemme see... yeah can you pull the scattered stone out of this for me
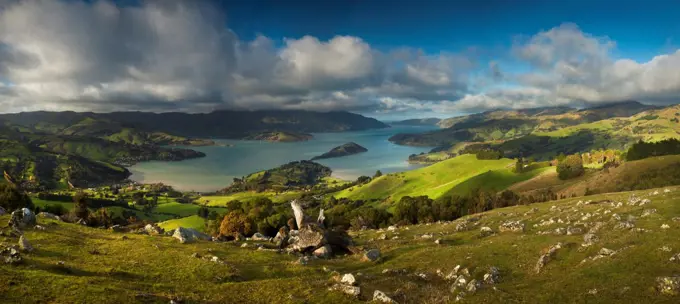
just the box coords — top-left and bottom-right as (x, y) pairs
(670, 253), (680, 262)
(566, 226), (583, 235)
(378, 234), (388, 240)
(582, 233), (599, 247)
(673, 217), (680, 222)
(611, 213), (621, 221)
(341, 273), (357, 285)
(662, 224), (671, 229)
(479, 226), (494, 237)
(296, 256), (310, 265)
(656, 276), (680, 295)
(18, 236), (33, 252)
(434, 239), (443, 245)
(641, 209), (658, 217)
(313, 244), (332, 258)
(499, 220), (525, 233)
(251, 232), (270, 241)
(455, 222), (468, 232)
(363, 249), (381, 262)
(421, 233), (434, 239)
(1, 246), (22, 264)
(0, 206), (5, 215)
(191, 252), (201, 258)
(660, 246), (673, 252)
(172, 227), (211, 244)
(665, 189), (672, 193)
(553, 227), (566, 235)
(599, 248), (616, 256)
(387, 225), (397, 231)
(483, 266), (500, 284)
(615, 221), (635, 230)
(37, 212), (61, 221)
(329, 283), (361, 297)
(535, 242), (562, 274)
(466, 279), (480, 293)
(588, 288), (598, 295)
(373, 290), (396, 303)
(144, 223), (164, 235)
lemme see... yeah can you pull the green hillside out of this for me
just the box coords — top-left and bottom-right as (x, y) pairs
(334, 154), (547, 202)
(4, 186), (680, 303)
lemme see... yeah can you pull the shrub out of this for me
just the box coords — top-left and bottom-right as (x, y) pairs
(72, 192), (90, 220)
(42, 203), (68, 216)
(557, 154), (585, 180)
(88, 208), (113, 227)
(0, 184), (33, 212)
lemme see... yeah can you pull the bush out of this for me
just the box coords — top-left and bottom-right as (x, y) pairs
(88, 208), (113, 227)
(0, 184), (33, 212)
(72, 192), (90, 220)
(42, 203), (68, 216)
(557, 154), (585, 180)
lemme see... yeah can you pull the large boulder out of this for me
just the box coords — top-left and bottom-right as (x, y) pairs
(144, 223), (165, 235)
(37, 212), (61, 221)
(173, 227), (211, 244)
(363, 249), (381, 262)
(8, 208), (36, 230)
(251, 232), (270, 241)
(289, 225), (326, 252)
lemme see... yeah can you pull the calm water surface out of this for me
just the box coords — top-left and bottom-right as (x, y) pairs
(129, 125), (437, 192)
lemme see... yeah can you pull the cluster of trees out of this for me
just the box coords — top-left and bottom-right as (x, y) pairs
(0, 183), (34, 211)
(557, 154), (585, 180)
(204, 198), (292, 238)
(626, 139), (680, 161)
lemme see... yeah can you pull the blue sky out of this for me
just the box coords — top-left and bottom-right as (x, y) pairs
(222, 0), (678, 62)
(1, 0), (679, 119)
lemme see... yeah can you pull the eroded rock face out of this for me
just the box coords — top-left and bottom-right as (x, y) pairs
(173, 227), (211, 244)
(8, 208), (36, 230)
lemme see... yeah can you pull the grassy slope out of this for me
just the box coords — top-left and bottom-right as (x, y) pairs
(198, 191), (302, 206)
(335, 154), (536, 202)
(157, 215), (206, 231)
(4, 186), (680, 303)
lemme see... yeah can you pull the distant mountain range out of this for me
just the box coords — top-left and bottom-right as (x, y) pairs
(391, 118), (442, 126)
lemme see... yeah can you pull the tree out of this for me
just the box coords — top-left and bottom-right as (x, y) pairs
(197, 206), (210, 218)
(73, 192), (89, 220)
(373, 170), (383, 178)
(0, 184), (33, 212)
(557, 154), (585, 180)
(356, 176), (372, 184)
(219, 211), (253, 237)
(88, 208), (113, 227)
(514, 157), (524, 173)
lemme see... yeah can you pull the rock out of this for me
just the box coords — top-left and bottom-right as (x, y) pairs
(191, 252), (201, 258)
(498, 220), (525, 233)
(641, 209), (657, 217)
(483, 266), (500, 284)
(480, 226), (494, 237)
(341, 273), (357, 285)
(76, 218), (88, 226)
(172, 227), (211, 244)
(662, 224), (671, 229)
(0, 206), (5, 215)
(363, 249), (381, 262)
(566, 226), (583, 235)
(615, 221), (635, 230)
(144, 223), (164, 235)
(421, 233), (434, 239)
(329, 283), (361, 297)
(583, 233), (599, 247)
(109, 225), (127, 233)
(670, 253), (680, 262)
(660, 246), (673, 252)
(8, 208), (36, 230)
(378, 234), (388, 240)
(2, 246), (22, 264)
(373, 290), (396, 303)
(657, 276), (680, 295)
(273, 227), (289, 243)
(455, 222), (468, 232)
(599, 248), (616, 256)
(37, 212), (61, 221)
(434, 239), (442, 245)
(466, 279), (480, 293)
(535, 242), (562, 274)
(240, 243), (248, 248)
(313, 244), (332, 258)
(296, 256), (309, 265)
(289, 226), (326, 251)
(588, 289), (598, 295)
(387, 225), (397, 231)
(251, 232), (270, 241)
(18, 236), (33, 252)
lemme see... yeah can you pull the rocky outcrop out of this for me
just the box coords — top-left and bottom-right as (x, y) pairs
(8, 208), (36, 230)
(173, 227), (211, 244)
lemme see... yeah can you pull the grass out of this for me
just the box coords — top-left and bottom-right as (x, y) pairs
(157, 215), (206, 231)
(445, 165), (555, 197)
(334, 154), (518, 202)
(4, 186), (680, 303)
(197, 191), (302, 206)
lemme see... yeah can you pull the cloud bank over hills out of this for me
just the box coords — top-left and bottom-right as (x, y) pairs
(0, 1), (679, 116)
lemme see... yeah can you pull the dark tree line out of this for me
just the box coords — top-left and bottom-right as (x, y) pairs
(626, 139), (680, 161)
